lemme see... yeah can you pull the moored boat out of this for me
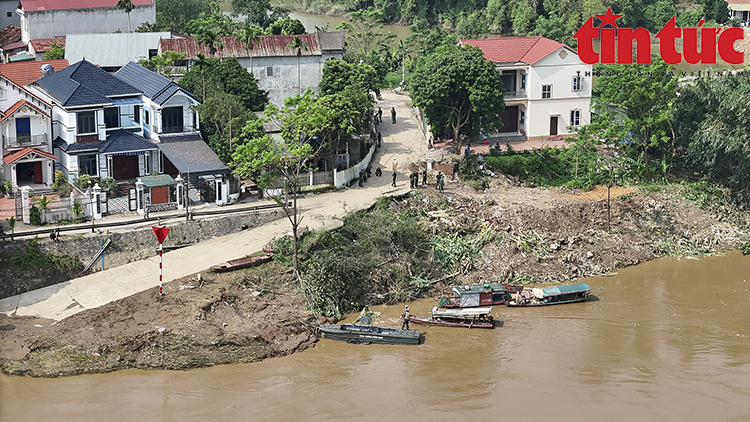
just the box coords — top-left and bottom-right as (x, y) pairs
(316, 324), (421, 345)
(210, 252), (274, 272)
(438, 283), (523, 308)
(507, 282), (591, 307)
(409, 306), (496, 329)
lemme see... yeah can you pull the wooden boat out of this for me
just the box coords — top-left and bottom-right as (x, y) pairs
(210, 252), (274, 273)
(409, 306), (496, 329)
(316, 324), (421, 345)
(506, 283), (591, 307)
(438, 283), (523, 308)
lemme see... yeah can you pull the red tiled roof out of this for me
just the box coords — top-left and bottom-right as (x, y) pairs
(160, 33), (322, 60)
(460, 36), (567, 65)
(0, 59), (70, 86)
(29, 37), (65, 53)
(0, 25), (21, 49)
(3, 147), (56, 164)
(0, 99), (50, 122)
(2, 41), (26, 51)
(20, 0), (153, 12)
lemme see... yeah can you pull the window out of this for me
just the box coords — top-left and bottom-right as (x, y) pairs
(572, 76), (584, 92)
(104, 107), (119, 129)
(77, 111), (96, 134)
(266, 66), (274, 77)
(520, 110), (525, 126)
(542, 85), (552, 99)
(6, 12), (12, 17)
(162, 107), (184, 133)
(144, 109), (150, 125)
(78, 154), (98, 176)
(521, 74), (526, 90)
(134, 105), (140, 123)
(570, 109), (581, 126)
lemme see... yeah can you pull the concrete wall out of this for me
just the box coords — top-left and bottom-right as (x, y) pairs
(245, 55), (326, 107)
(0, 209), (284, 298)
(0, 0), (19, 31)
(526, 98), (591, 137)
(21, 5), (156, 42)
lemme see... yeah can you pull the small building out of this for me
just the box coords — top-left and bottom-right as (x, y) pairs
(0, 59), (69, 189)
(159, 32), (346, 107)
(137, 173), (177, 212)
(729, 0), (750, 24)
(459, 36), (592, 141)
(18, 0), (156, 43)
(28, 37), (65, 59)
(0, 24), (20, 62)
(65, 32), (172, 71)
(0, 0), (19, 31)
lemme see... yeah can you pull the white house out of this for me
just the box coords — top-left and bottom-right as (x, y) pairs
(459, 36), (592, 140)
(0, 59), (66, 189)
(728, 0), (750, 24)
(159, 32), (346, 107)
(18, 0), (156, 43)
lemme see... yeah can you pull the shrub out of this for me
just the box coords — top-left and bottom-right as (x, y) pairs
(74, 174), (92, 189)
(99, 178), (119, 197)
(4, 179), (12, 195)
(29, 206), (42, 226)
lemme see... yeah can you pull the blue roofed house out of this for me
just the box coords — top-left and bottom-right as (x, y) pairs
(26, 59), (230, 206)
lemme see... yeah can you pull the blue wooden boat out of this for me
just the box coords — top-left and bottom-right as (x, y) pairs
(506, 283), (591, 307)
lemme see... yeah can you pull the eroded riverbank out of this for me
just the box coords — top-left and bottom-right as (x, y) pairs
(1, 179), (749, 377)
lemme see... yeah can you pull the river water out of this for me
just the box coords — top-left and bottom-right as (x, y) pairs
(1, 252), (749, 421)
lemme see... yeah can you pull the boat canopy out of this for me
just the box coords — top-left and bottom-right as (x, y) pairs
(452, 283), (506, 297)
(432, 307), (492, 317)
(540, 283), (591, 297)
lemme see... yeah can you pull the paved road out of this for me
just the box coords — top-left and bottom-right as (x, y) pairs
(0, 91), (427, 321)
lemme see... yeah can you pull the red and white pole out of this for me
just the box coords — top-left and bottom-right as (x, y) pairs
(158, 243), (163, 295)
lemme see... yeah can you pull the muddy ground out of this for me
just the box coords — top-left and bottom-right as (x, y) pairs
(2, 176), (748, 377)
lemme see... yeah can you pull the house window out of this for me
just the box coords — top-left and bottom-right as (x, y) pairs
(572, 76), (584, 92)
(542, 85), (552, 99)
(16, 117), (31, 141)
(162, 107), (184, 133)
(77, 111), (96, 134)
(134, 105), (140, 123)
(104, 107), (119, 129)
(520, 110), (525, 126)
(570, 109), (581, 126)
(521, 74), (526, 90)
(78, 154), (98, 176)
(266, 66), (274, 77)
(6, 12), (11, 17)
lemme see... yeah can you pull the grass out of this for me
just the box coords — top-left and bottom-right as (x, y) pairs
(11, 239), (82, 273)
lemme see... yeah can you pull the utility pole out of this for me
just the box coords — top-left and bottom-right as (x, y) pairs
(185, 162), (190, 221)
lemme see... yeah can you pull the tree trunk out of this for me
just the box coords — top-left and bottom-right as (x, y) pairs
(292, 178), (299, 276)
(127, 12), (132, 33)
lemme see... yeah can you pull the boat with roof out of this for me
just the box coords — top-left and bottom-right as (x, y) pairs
(438, 283), (523, 308)
(409, 306), (496, 329)
(506, 283), (591, 307)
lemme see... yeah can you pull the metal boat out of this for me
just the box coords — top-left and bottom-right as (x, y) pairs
(316, 324), (421, 345)
(409, 306), (496, 329)
(438, 283), (523, 308)
(507, 283), (591, 307)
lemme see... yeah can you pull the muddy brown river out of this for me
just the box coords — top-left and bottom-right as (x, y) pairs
(1, 253), (749, 421)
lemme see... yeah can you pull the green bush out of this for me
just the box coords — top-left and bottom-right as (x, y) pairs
(12, 239), (81, 273)
(99, 178), (119, 197)
(29, 206), (42, 226)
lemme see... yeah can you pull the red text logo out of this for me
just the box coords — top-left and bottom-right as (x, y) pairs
(573, 7), (745, 65)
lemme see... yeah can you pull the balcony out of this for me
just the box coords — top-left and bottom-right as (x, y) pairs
(504, 90), (527, 100)
(161, 125), (197, 134)
(2, 133), (48, 148)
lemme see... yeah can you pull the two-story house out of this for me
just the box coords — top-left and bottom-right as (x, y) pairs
(160, 32), (346, 107)
(459, 36), (592, 140)
(0, 59), (67, 189)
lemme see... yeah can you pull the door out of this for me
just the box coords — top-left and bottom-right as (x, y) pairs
(33, 162), (42, 184)
(162, 107), (184, 134)
(112, 155), (139, 180)
(550, 116), (558, 136)
(498, 106), (519, 133)
(16, 117), (30, 143)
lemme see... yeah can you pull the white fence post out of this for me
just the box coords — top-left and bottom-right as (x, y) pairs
(92, 183), (103, 220)
(21, 186), (30, 224)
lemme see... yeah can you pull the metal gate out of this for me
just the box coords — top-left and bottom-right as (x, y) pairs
(100, 191), (108, 214)
(128, 188), (137, 211)
(14, 190), (22, 218)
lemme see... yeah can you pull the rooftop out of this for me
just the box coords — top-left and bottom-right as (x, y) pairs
(158, 137), (228, 175)
(160, 33), (325, 60)
(0, 59), (69, 86)
(102, 130), (157, 154)
(29, 37), (66, 54)
(0, 25), (21, 49)
(114, 61), (198, 105)
(65, 32), (172, 68)
(20, 0), (153, 12)
(31, 59), (140, 107)
(459, 36), (569, 65)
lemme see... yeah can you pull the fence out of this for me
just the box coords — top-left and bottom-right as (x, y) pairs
(311, 170), (334, 186)
(333, 141), (377, 188)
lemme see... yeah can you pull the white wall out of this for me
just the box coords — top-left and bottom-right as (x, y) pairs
(21, 5), (156, 42)
(526, 99), (590, 137)
(245, 55), (326, 107)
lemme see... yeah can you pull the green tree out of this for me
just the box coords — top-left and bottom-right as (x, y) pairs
(319, 59), (377, 95)
(231, 100), (327, 277)
(528, 12), (577, 46)
(267, 17), (306, 35)
(197, 28), (224, 57)
(34, 195), (51, 224)
(181, 56), (267, 110)
(154, 0), (212, 33)
(455, 10), (490, 39)
(411, 45), (506, 151)
(44, 41), (65, 60)
(5, 216), (15, 240)
(590, 56), (678, 179)
(287, 36), (309, 96)
(197, 93), (247, 162)
(117, 0), (135, 32)
(336, 8), (396, 61)
(231, 0), (287, 28)
(138, 51), (186, 76)
(236, 25), (262, 75)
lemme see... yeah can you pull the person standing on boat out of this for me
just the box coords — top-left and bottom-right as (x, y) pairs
(401, 305), (410, 330)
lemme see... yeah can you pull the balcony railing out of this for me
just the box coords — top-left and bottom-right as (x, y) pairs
(504, 90), (527, 99)
(2, 133), (48, 148)
(161, 125), (197, 134)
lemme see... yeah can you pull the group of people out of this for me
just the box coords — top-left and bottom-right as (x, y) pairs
(409, 168), (427, 189)
(357, 167), (373, 187)
(375, 107), (397, 124)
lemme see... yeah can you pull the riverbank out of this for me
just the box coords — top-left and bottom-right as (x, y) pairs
(2, 175), (748, 377)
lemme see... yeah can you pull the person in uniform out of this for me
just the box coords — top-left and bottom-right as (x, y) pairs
(401, 305), (410, 330)
(391, 107), (396, 124)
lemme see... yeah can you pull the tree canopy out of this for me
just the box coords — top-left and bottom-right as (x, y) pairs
(410, 45), (505, 149)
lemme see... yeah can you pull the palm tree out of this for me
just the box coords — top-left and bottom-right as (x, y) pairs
(194, 53), (208, 101)
(116, 0), (135, 33)
(197, 29), (224, 58)
(35, 195), (51, 224)
(5, 216), (15, 241)
(237, 25), (262, 77)
(287, 36), (308, 95)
